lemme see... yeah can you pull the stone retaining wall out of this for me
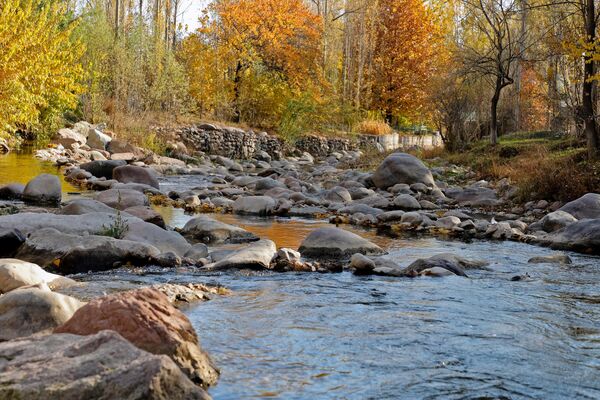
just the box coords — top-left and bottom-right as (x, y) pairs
(167, 123), (442, 160)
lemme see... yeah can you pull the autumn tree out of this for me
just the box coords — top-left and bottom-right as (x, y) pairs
(370, 0), (443, 124)
(0, 0), (83, 141)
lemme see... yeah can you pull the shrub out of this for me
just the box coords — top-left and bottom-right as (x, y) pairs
(99, 210), (129, 239)
(354, 119), (393, 136)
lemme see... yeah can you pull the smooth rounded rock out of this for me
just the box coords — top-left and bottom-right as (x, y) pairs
(298, 227), (383, 258)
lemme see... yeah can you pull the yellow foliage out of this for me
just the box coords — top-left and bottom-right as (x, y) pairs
(0, 0), (83, 138)
(354, 120), (393, 136)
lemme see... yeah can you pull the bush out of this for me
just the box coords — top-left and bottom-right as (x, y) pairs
(354, 120), (393, 136)
(99, 210), (129, 239)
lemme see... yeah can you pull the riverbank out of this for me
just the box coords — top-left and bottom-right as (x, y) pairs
(0, 121), (599, 398)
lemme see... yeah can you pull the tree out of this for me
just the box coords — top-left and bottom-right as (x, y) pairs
(0, 0), (83, 141)
(370, 0), (443, 124)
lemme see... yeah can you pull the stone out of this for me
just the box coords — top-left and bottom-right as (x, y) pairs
(0, 330), (210, 400)
(528, 210), (578, 233)
(298, 227), (383, 258)
(80, 159), (127, 179)
(445, 186), (500, 207)
(528, 254), (572, 264)
(393, 194), (421, 210)
(184, 243), (210, 262)
(0, 258), (74, 293)
(349, 253), (376, 275)
(60, 198), (119, 215)
(400, 211), (424, 226)
(181, 215), (258, 244)
(338, 203), (384, 216)
(354, 194), (390, 209)
(558, 193), (600, 219)
(254, 177), (285, 192)
(275, 248), (301, 263)
(124, 206), (166, 228)
(113, 165), (160, 189)
(111, 152), (136, 161)
(96, 188), (149, 210)
(90, 150), (107, 160)
(66, 168), (93, 181)
(0, 228), (26, 258)
(324, 186), (352, 203)
(0, 183), (25, 200)
(372, 153), (436, 189)
(55, 288), (219, 388)
(544, 219), (600, 255)
(0, 286), (83, 340)
(205, 240), (277, 270)
(14, 228), (162, 273)
(107, 139), (138, 154)
(55, 128), (86, 147)
(87, 128), (112, 150)
(233, 196), (276, 216)
(435, 216), (461, 229)
(401, 254), (480, 277)
(22, 173), (61, 204)
(377, 210), (405, 223)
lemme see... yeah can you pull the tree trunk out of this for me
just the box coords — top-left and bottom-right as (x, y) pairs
(232, 61), (243, 123)
(490, 77), (502, 145)
(583, 0), (599, 159)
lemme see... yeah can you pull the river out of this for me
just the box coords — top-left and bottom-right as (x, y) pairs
(2, 152), (600, 399)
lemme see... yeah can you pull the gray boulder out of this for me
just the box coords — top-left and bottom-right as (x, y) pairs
(0, 330), (211, 400)
(233, 196), (276, 216)
(0, 286), (83, 340)
(528, 210), (578, 233)
(445, 186), (500, 207)
(96, 188), (149, 210)
(55, 128), (86, 147)
(60, 198), (119, 215)
(372, 153), (436, 189)
(393, 194), (421, 210)
(123, 206), (166, 228)
(204, 239), (276, 270)
(87, 128), (112, 150)
(181, 216), (258, 244)
(559, 193), (600, 219)
(0, 183), (25, 200)
(113, 165), (160, 189)
(14, 228), (162, 273)
(80, 160), (127, 179)
(22, 174), (61, 204)
(544, 219), (600, 254)
(299, 227), (383, 258)
(324, 186), (352, 203)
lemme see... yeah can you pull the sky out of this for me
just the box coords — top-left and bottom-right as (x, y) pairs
(179, 0), (209, 33)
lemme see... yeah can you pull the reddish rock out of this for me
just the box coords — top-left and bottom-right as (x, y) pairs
(55, 288), (219, 388)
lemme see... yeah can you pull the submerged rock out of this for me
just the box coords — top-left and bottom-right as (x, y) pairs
(0, 286), (83, 340)
(55, 288), (219, 388)
(528, 254), (572, 264)
(299, 227), (383, 258)
(0, 330), (211, 399)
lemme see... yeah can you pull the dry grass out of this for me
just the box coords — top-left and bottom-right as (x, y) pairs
(354, 120), (393, 136)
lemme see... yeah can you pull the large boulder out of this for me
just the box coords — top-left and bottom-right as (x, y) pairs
(0, 183), (25, 200)
(96, 188), (149, 210)
(559, 193), (600, 219)
(22, 173), (61, 205)
(298, 227), (383, 258)
(528, 210), (578, 233)
(233, 196), (276, 216)
(393, 194), (421, 210)
(205, 239), (276, 270)
(107, 139), (138, 154)
(80, 159), (127, 179)
(55, 128), (86, 147)
(0, 330), (211, 399)
(60, 198), (120, 215)
(0, 212), (190, 258)
(372, 153), (436, 189)
(181, 215), (258, 244)
(0, 286), (83, 340)
(55, 288), (219, 388)
(124, 206), (166, 228)
(324, 186), (352, 203)
(544, 219), (600, 255)
(0, 258), (74, 293)
(14, 228), (161, 273)
(0, 228), (26, 258)
(87, 128), (112, 150)
(113, 165), (160, 190)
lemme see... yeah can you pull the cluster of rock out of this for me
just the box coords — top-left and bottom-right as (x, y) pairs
(0, 261), (219, 399)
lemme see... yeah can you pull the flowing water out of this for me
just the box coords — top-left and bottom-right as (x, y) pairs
(2, 153), (600, 399)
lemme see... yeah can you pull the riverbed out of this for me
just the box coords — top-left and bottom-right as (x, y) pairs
(2, 152), (600, 399)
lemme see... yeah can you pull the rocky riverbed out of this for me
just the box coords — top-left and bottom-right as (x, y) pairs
(0, 121), (599, 399)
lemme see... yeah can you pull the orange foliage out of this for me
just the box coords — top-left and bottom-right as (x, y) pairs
(519, 64), (551, 132)
(370, 0), (443, 119)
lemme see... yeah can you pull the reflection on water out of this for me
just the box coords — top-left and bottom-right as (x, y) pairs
(0, 150), (78, 193)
